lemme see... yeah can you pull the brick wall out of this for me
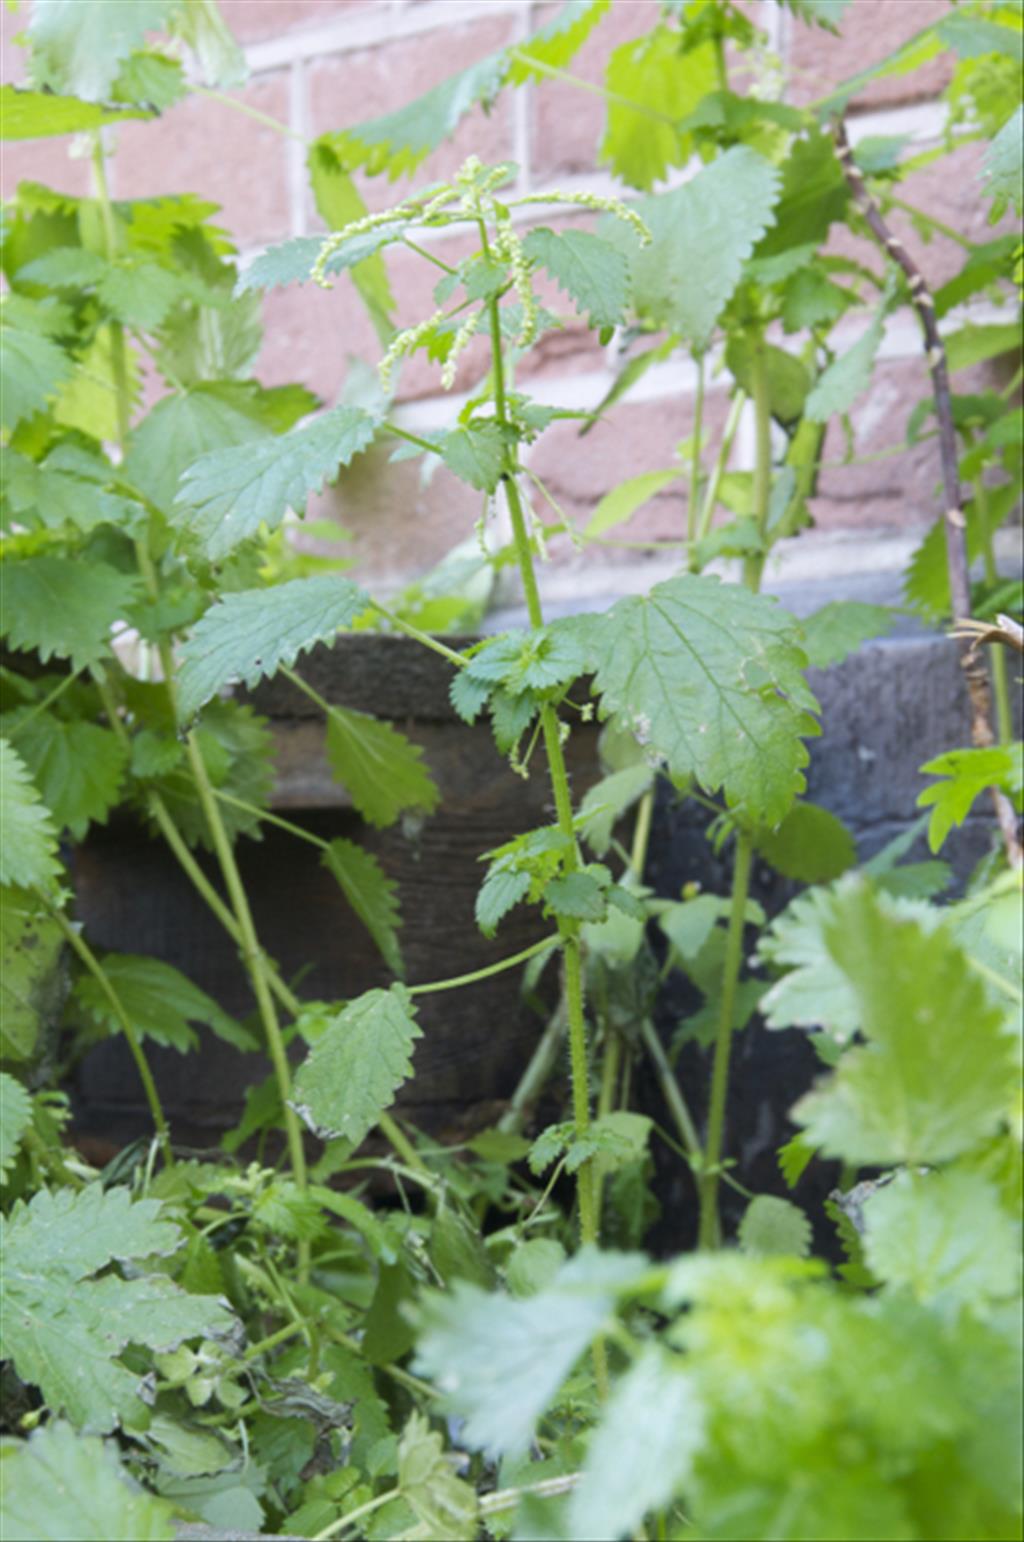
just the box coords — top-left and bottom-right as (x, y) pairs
(3, 0), (1017, 609)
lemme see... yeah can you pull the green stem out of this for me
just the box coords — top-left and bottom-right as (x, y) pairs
(697, 829), (754, 1249)
(368, 601), (469, 667)
(243, 1320), (306, 1362)
(90, 136), (132, 450)
(687, 351), (706, 546)
(401, 236), (459, 274)
(742, 331), (773, 593)
(184, 734), (309, 1204)
(213, 790), (330, 850)
(694, 389), (746, 559)
(48, 906), (173, 1164)
(639, 1019), (701, 1162)
(313, 1487), (399, 1541)
(506, 49), (678, 127)
(888, 195), (975, 251)
(490, 301), (596, 1244)
(408, 935), (559, 996)
(196, 85), (302, 140)
(383, 421), (445, 457)
(7, 668), (83, 737)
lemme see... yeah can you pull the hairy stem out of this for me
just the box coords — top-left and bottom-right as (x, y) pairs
(486, 293), (598, 1249)
(697, 830), (754, 1249)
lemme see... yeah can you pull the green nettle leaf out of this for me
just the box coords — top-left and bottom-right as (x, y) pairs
(5, 456), (146, 537)
(176, 405), (378, 559)
(73, 953), (255, 1053)
(291, 985), (422, 1146)
(321, 837), (404, 978)
(95, 260), (186, 331)
(0, 83), (153, 139)
(569, 575), (818, 824)
(753, 801), (857, 884)
(805, 309), (886, 423)
(984, 106), (1024, 216)
(325, 706), (439, 829)
(781, 0), (851, 29)
(125, 386), (272, 512)
(568, 1349), (704, 1542)
(111, 48), (187, 112)
(0, 1184), (232, 1432)
(0, 1421), (175, 1542)
(475, 867), (531, 936)
(793, 882), (1017, 1165)
(176, 575), (370, 721)
(616, 147), (781, 346)
(753, 131), (848, 260)
(439, 421), (507, 494)
(759, 881), (928, 1043)
(0, 1072), (33, 1184)
(523, 228), (631, 331)
(27, 0), (175, 101)
(799, 600), (894, 668)
(414, 1251), (646, 1456)
(0, 326), (73, 431)
(601, 25), (717, 190)
(544, 869), (609, 922)
(53, 324), (141, 443)
(508, 0), (610, 85)
(1, 557), (142, 672)
(322, 49), (509, 180)
(862, 1168), (1021, 1310)
(0, 742), (62, 893)
(397, 1413), (479, 1542)
(0, 890), (64, 1062)
(918, 745), (1024, 853)
(6, 715), (128, 841)
(738, 1195), (813, 1258)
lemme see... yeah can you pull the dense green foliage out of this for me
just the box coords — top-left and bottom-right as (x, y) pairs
(1, 2), (1022, 1539)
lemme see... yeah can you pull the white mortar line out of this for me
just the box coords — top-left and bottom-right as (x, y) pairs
(244, 0), (530, 74)
(287, 59), (308, 238)
(513, 1), (534, 198)
(389, 297), (1016, 431)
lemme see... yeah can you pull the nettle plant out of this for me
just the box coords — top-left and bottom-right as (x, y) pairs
(1, 1), (1023, 1539)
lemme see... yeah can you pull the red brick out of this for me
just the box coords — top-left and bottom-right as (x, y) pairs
(812, 350), (1016, 536)
(219, 1), (366, 45)
(787, 0), (952, 111)
(112, 72), (291, 247)
(529, 0), (661, 183)
(1, 135), (94, 202)
(528, 390), (732, 563)
(305, 435), (484, 584)
(307, 14), (516, 218)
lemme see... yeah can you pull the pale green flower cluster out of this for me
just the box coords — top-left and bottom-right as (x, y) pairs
(310, 206), (413, 289)
(378, 308), (444, 393)
(512, 188), (652, 246)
